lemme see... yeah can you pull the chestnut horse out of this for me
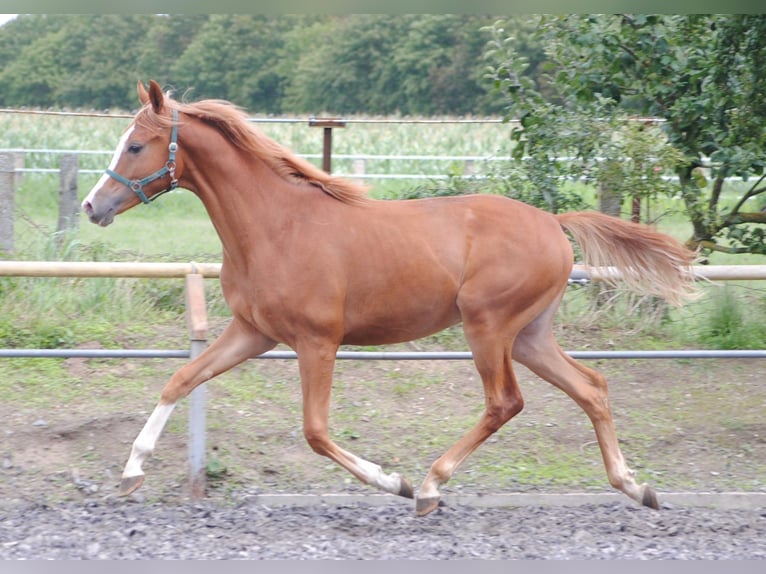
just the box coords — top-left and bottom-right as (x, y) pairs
(82, 81), (696, 515)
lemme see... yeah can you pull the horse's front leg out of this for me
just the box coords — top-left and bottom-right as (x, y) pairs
(297, 341), (414, 499)
(119, 319), (276, 495)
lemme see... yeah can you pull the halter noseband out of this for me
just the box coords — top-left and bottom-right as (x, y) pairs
(105, 109), (179, 205)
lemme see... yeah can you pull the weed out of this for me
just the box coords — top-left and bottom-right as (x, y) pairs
(696, 285), (766, 349)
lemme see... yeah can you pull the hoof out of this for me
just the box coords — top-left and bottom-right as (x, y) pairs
(641, 485), (660, 510)
(415, 496), (440, 517)
(119, 475), (145, 496)
(398, 477), (414, 499)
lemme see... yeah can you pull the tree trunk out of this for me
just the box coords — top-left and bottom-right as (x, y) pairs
(598, 182), (623, 217)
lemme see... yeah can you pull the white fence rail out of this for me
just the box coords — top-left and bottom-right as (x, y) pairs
(2, 147), (753, 182)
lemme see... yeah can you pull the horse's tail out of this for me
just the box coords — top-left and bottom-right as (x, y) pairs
(556, 211), (699, 306)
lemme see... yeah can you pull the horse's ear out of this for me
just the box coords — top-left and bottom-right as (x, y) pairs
(137, 81), (150, 105)
(146, 80), (165, 114)
(137, 81), (147, 105)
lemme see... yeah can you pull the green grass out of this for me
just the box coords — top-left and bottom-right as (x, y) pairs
(692, 285), (766, 349)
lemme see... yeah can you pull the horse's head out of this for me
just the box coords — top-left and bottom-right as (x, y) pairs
(82, 80), (183, 226)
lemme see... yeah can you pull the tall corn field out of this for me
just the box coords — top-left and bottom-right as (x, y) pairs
(1, 110), (515, 257)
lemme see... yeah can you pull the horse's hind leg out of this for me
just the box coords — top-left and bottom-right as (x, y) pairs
(119, 319), (276, 495)
(416, 327), (524, 516)
(512, 305), (660, 509)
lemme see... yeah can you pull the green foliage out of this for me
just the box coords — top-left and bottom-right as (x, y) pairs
(525, 14), (766, 254)
(0, 315), (75, 348)
(396, 159), (586, 213)
(0, 15), (86, 107)
(172, 15), (309, 114)
(696, 286), (766, 350)
(399, 168), (492, 200)
(0, 14), (535, 116)
(483, 20), (680, 215)
(282, 14), (502, 116)
(593, 120), (685, 209)
(58, 15), (157, 110)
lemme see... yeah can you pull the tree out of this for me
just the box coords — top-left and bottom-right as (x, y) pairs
(0, 14), (69, 71)
(0, 15), (85, 108)
(171, 15), (322, 113)
(0, 15), (157, 110)
(58, 15), (155, 110)
(282, 14), (509, 116)
(0, 14), (535, 116)
(282, 15), (411, 115)
(536, 15), (766, 255)
(388, 15), (498, 116)
(136, 14), (210, 90)
(483, 20), (681, 216)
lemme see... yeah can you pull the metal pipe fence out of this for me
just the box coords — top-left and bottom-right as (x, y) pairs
(2, 261), (764, 365)
(1, 260), (765, 496)
(2, 348), (766, 360)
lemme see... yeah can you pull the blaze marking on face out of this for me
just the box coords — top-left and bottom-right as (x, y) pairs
(83, 125), (135, 204)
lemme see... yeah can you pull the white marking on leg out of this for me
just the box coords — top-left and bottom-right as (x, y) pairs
(83, 125), (135, 204)
(351, 454), (403, 495)
(122, 402), (175, 479)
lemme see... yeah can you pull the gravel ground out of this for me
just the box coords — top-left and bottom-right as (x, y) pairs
(2, 496), (765, 559)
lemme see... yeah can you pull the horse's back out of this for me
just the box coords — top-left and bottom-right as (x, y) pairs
(336, 194), (572, 343)
(379, 193), (571, 273)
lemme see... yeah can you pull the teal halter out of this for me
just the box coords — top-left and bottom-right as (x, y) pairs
(105, 109), (179, 204)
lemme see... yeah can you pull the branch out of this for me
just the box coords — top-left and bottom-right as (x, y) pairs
(708, 172), (725, 213)
(615, 40), (642, 69)
(688, 239), (752, 254)
(728, 173), (766, 216)
(722, 211), (766, 226)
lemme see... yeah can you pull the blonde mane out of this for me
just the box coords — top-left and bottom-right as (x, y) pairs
(137, 97), (371, 205)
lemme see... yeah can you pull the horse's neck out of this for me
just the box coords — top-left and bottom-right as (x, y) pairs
(182, 139), (302, 269)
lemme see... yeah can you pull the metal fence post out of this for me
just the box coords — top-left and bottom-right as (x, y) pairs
(185, 271), (209, 498)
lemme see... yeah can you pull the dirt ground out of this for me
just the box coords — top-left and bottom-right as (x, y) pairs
(1, 321), (764, 507)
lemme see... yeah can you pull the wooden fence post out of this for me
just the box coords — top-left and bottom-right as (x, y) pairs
(57, 153), (79, 237)
(0, 152), (15, 256)
(185, 271), (209, 498)
(309, 118), (346, 173)
(13, 152), (24, 188)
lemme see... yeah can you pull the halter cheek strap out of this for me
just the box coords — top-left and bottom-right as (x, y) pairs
(105, 109), (179, 205)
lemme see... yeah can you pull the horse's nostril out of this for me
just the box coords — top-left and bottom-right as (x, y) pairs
(82, 200), (93, 215)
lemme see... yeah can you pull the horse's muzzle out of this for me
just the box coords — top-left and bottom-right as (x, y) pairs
(82, 199), (115, 227)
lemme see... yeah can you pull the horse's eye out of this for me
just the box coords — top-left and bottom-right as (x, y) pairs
(127, 143), (143, 154)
